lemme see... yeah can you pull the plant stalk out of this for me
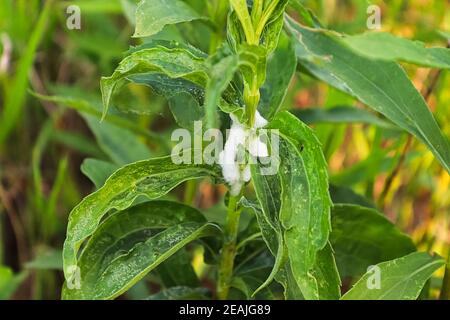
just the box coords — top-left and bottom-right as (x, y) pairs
(217, 193), (242, 300)
(244, 78), (261, 127)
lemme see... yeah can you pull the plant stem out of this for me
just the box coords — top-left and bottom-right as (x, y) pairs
(217, 193), (242, 300)
(440, 251), (450, 300)
(183, 180), (197, 205)
(209, 0), (229, 54)
(244, 79), (261, 127)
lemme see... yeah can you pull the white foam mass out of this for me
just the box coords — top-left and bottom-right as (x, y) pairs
(218, 111), (269, 196)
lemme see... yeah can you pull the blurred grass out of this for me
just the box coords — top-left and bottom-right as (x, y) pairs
(0, 0), (448, 299)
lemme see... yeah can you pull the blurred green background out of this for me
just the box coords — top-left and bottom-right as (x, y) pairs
(0, 0), (449, 299)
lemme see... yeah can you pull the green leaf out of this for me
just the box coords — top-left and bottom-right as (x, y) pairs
(331, 204), (416, 279)
(240, 198), (305, 299)
(259, 33), (296, 120)
(84, 115), (152, 166)
(120, 0), (139, 25)
(0, 266), (28, 300)
(145, 286), (210, 300)
(63, 156), (221, 282)
(126, 72), (206, 129)
(81, 159), (119, 189)
(227, 10), (246, 52)
(204, 53), (240, 128)
(285, 18), (450, 173)
(156, 250), (199, 288)
(204, 44), (269, 127)
(101, 46), (209, 118)
(0, 0), (52, 144)
(42, 87), (153, 166)
(341, 252), (445, 300)
(238, 44), (268, 89)
(25, 249), (63, 270)
(329, 185), (376, 209)
(342, 32), (450, 69)
(170, 92), (206, 129)
(51, 130), (104, 159)
(134, 0), (204, 38)
(62, 201), (218, 300)
(229, 0), (256, 44)
(287, 0), (323, 28)
(33, 92), (168, 150)
(275, 131), (339, 300)
(250, 111), (341, 300)
(122, 45), (247, 129)
(293, 106), (398, 130)
(239, 197), (287, 296)
(231, 275), (278, 300)
(258, 0), (289, 53)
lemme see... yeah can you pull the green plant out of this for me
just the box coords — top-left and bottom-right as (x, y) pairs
(58, 0), (450, 300)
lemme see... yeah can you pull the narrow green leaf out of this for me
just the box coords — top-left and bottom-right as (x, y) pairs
(293, 106), (398, 130)
(239, 197), (286, 296)
(120, 0), (139, 25)
(231, 275), (277, 300)
(157, 250), (199, 288)
(169, 92), (205, 130)
(227, 10), (246, 52)
(287, 0), (323, 28)
(204, 44), (269, 127)
(33, 92), (168, 148)
(229, 0), (256, 44)
(258, 0), (289, 53)
(342, 252), (445, 300)
(100, 46), (209, 118)
(0, 266), (28, 300)
(238, 44), (268, 89)
(145, 287), (210, 300)
(51, 130), (105, 158)
(329, 185), (376, 209)
(285, 18), (450, 173)
(342, 32), (450, 69)
(84, 115), (152, 166)
(331, 204), (416, 278)
(134, 0), (204, 38)
(204, 54), (240, 128)
(250, 111), (341, 300)
(25, 249), (63, 271)
(130, 73), (205, 129)
(259, 33), (296, 120)
(276, 134), (339, 300)
(0, 0), (52, 144)
(63, 157), (221, 282)
(81, 159), (119, 189)
(62, 201), (219, 299)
